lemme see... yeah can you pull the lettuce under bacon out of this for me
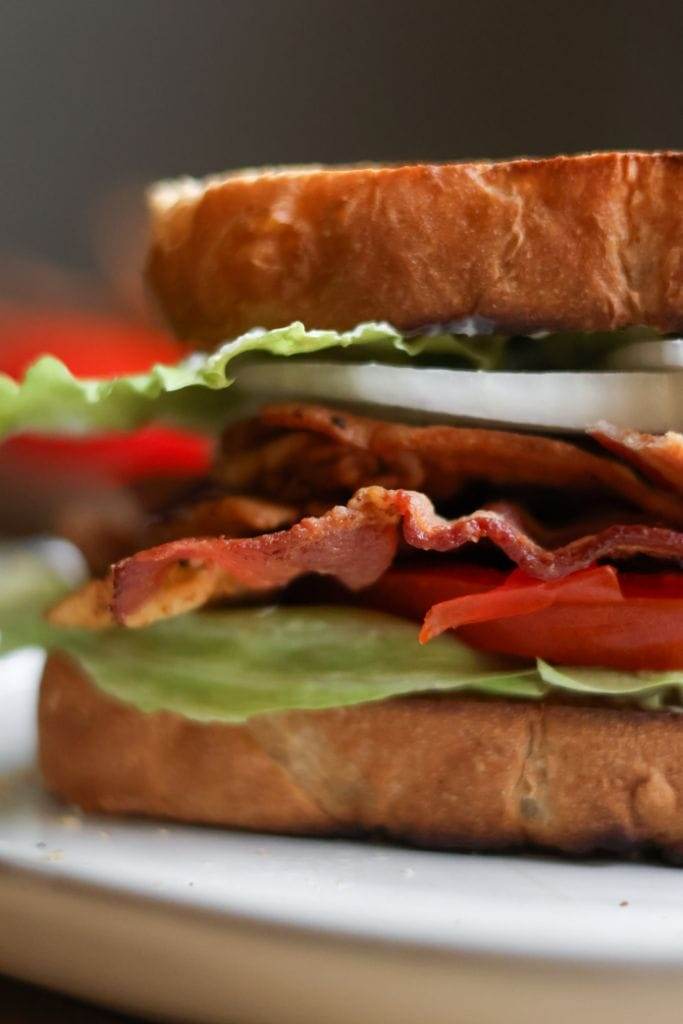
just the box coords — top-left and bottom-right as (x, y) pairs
(2, 319), (683, 719)
(2, 549), (683, 720)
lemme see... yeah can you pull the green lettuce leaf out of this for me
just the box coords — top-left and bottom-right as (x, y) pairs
(537, 660), (683, 711)
(0, 321), (508, 439)
(2, 548), (681, 721)
(0, 559), (540, 720)
(65, 610), (547, 720)
(0, 548), (74, 647)
(0, 321), (657, 440)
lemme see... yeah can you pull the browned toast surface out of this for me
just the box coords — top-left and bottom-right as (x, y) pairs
(40, 653), (683, 857)
(147, 153), (683, 343)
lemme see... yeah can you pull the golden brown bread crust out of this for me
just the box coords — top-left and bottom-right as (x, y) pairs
(39, 654), (333, 833)
(40, 653), (683, 858)
(147, 153), (683, 343)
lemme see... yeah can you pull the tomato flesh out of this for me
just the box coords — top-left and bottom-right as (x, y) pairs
(1, 428), (212, 483)
(0, 311), (189, 379)
(365, 564), (683, 670)
(0, 310), (209, 482)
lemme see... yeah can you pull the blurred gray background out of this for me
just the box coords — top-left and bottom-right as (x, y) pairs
(2, 0), (682, 271)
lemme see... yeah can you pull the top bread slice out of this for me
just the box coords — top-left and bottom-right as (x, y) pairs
(147, 152), (683, 345)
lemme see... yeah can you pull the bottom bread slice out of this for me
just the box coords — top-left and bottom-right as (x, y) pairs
(39, 653), (683, 858)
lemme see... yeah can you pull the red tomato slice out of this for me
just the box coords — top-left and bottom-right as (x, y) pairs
(2, 427), (212, 482)
(0, 311), (189, 379)
(0, 311), (210, 482)
(421, 565), (622, 641)
(365, 564), (683, 670)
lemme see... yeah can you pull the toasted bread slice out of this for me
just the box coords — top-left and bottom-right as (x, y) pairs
(147, 152), (683, 344)
(39, 653), (683, 858)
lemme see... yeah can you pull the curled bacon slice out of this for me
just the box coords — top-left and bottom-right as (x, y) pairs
(591, 421), (683, 496)
(218, 404), (683, 525)
(150, 494), (299, 544)
(105, 486), (683, 627)
(111, 498), (399, 625)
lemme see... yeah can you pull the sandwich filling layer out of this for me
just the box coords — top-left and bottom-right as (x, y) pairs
(2, 323), (683, 719)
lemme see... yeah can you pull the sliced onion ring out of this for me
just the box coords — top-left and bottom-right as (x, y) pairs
(607, 338), (683, 371)
(237, 361), (683, 433)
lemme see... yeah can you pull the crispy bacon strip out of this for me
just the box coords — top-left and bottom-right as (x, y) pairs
(150, 494), (299, 544)
(591, 422), (683, 496)
(48, 565), (248, 630)
(101, 486), (683, 627)
(111, 497), (399, 625)
(49, 494), (303, 629)
(217, 404), (683, 525)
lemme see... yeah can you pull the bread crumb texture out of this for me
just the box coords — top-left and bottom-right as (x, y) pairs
(40, 654), (683, 858)
(147, 153), (683, 343)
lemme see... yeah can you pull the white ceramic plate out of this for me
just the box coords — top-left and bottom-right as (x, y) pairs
(2, 650), (683, 1024)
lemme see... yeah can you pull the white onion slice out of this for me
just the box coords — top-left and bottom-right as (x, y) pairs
(607, 338), (683, 370)
(238, 361), (683, 433)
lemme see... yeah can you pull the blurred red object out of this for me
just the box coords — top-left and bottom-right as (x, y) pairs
(0, 310), (188, 378)
(5, 427), (212, 483)
(0, 310), (212, 483)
